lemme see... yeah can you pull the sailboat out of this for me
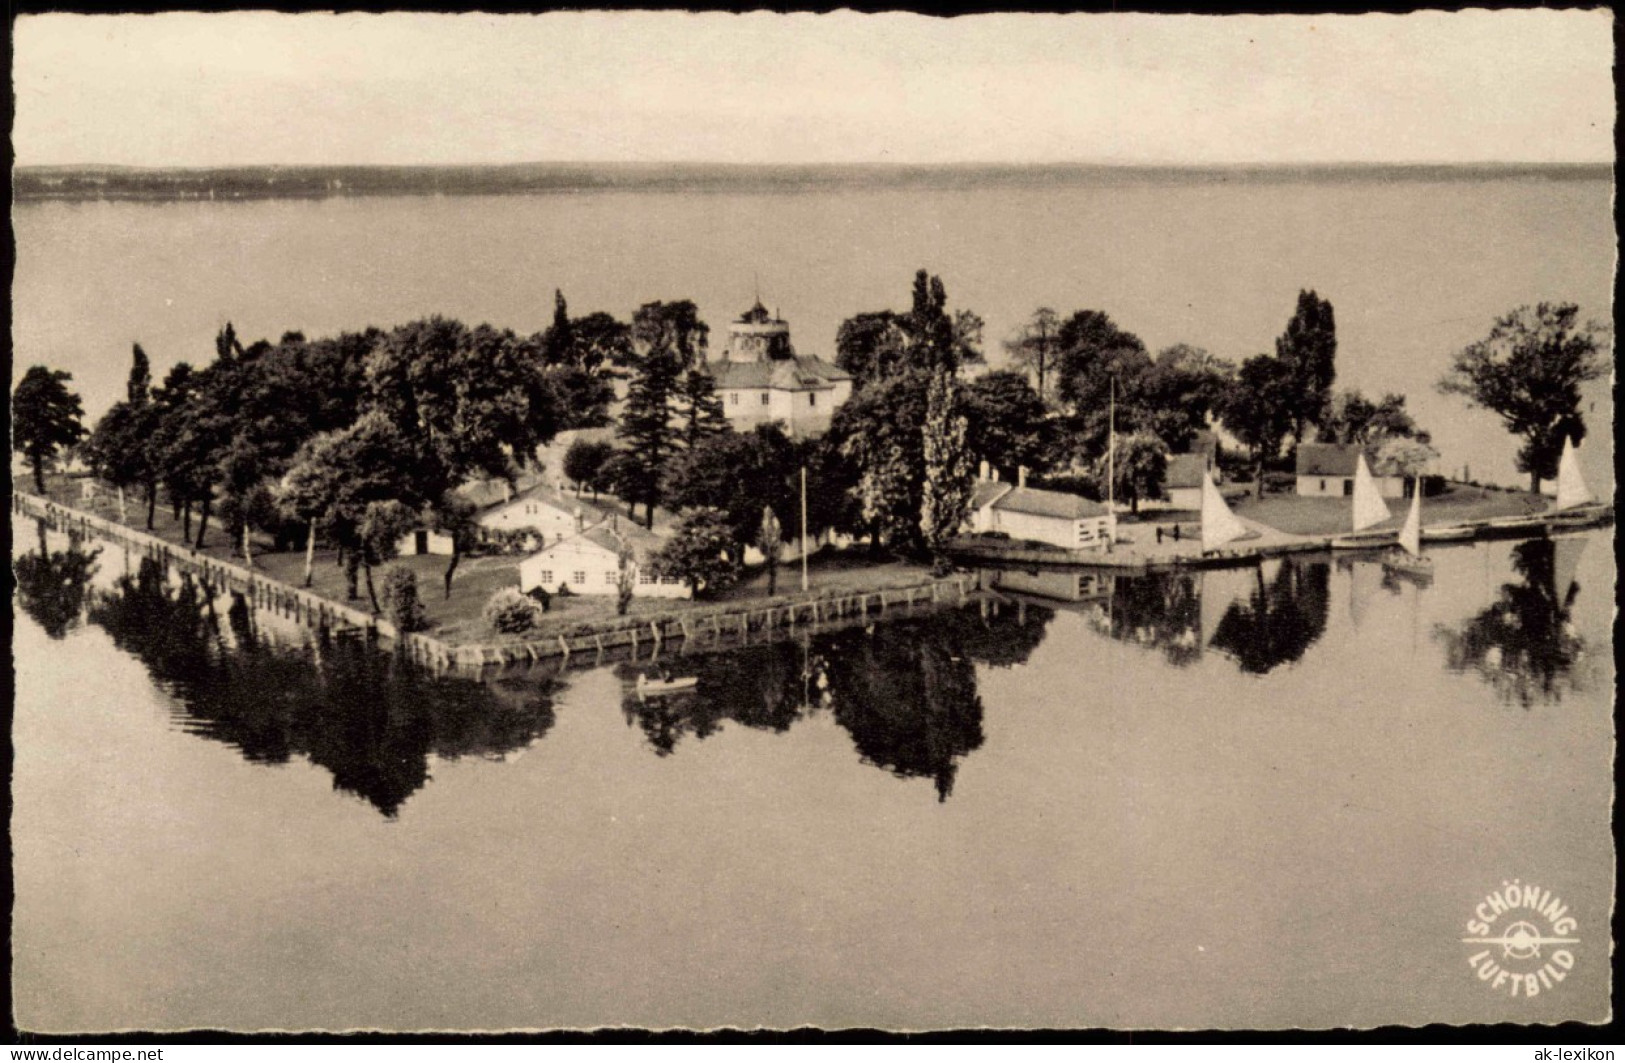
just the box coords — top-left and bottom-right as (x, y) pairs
(1330, 453), (1397, 549)
(1381, 481), (1434, 583)
(1186, 470), (1260, 566)
(1544, 437), (1608, 528)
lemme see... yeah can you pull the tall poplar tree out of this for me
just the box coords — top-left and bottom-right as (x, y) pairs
(1275, 290), (1338, 445)
(919, 370), (974, 574)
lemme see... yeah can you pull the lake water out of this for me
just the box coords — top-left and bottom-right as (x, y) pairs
(12, 519), (1613, 1030)
(9, 171), (1616, 490)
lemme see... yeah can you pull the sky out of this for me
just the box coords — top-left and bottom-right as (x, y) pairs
(11, 10), (1616, 167)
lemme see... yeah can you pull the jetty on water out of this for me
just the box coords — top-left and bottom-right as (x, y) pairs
(949, 461), (1612, 574)
(14, 491), (984, 677)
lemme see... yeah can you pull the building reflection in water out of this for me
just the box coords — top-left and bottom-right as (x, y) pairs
(983, 560), (1331, 676)
(22, 526), (1595, 820)
(1434, 536), (1589, 708)
(78, 554), (559, 818)
(621, 599), (1054, 801)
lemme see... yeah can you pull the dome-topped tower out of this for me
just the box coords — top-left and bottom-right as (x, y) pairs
(721, 300), (793, 363)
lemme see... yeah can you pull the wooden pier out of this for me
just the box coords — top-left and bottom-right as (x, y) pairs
(948, 506), (1612, 574)
(15, 491), (983, 677)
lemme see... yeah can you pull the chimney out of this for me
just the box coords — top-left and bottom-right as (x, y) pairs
(978, 460), (990, 482)
(992, 469), (1000, 482)
(502, 480), (513, 503)
(1018, 466), (1028, 488)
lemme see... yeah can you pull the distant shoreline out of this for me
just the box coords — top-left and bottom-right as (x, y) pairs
(14, 161), (1611, 203)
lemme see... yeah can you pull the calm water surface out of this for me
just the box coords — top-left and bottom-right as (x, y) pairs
(12, 520), (1613, 1030)
(10, 173), (1615, 490)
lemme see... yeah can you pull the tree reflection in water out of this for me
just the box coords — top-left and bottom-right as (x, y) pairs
(1435, 537), (1587, 708)
(83, 556), (559, 817)
(621, 600), (1054, 801)
(1207, 559), (1331, 675)
(1089, 572), (1204, 667)
(13, 520), (101, 639)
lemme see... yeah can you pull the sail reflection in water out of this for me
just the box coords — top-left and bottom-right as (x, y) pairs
(1434, 536), (1590, 708)
(81, 554), (561, 817)
(621, 600), (1055, 801)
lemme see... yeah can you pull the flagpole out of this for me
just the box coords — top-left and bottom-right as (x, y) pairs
(1107, 376), (1116, 554)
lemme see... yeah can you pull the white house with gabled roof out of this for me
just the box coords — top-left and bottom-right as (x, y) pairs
(964, 464), (1116, 551)
(476, 482), (613, 551)
(518, 520), (691, 599)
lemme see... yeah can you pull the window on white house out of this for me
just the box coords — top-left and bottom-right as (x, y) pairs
(604, 571), (617, 585)
(1320, 479), (1327, 492)
(729, 392), (739, 406)
(760, 392), (770, 405)
(639, 570), (655, 584)
(538, 570), (552, 585)
(809, 393), (816, 406)
(572, 571), (586, 585)
(661, 576), (679, 585)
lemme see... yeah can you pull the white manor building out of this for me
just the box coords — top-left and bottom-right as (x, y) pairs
(705, 301), (853, 438)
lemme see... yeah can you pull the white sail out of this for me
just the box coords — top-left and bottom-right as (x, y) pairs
(1552, 533), (1587, 601)
(1552, 437), (1595, 511)
(1201, 470), (1250, 552)
(1398, 482), (1422, 556)
(1351, 453), (1392, 532)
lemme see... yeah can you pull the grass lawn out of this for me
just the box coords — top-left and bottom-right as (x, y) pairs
(33, 475), (940, 646)
(1231, 483), (1547, 536)
(719, 550), (929, 601)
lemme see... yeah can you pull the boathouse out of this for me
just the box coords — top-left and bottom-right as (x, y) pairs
(1296, 443), (1405, 499)
(518, 521), (691, 599)
(965, 465), (1115, 551)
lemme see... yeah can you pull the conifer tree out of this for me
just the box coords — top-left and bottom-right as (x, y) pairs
(614, 349), (683, 527)
(676, 367), (729, 447)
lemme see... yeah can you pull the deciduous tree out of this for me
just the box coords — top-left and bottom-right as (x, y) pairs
(961, 370), (1058, 481)
(1005, 307), (1061, 400)
(1438, 303), (1608, 492)
(12, 366), (87, 493)
(563, 438), (615, 497)
(1218, 354), (1297, 499)
(649, 507), (740, 599)
(1095, 430), (1169, 514)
